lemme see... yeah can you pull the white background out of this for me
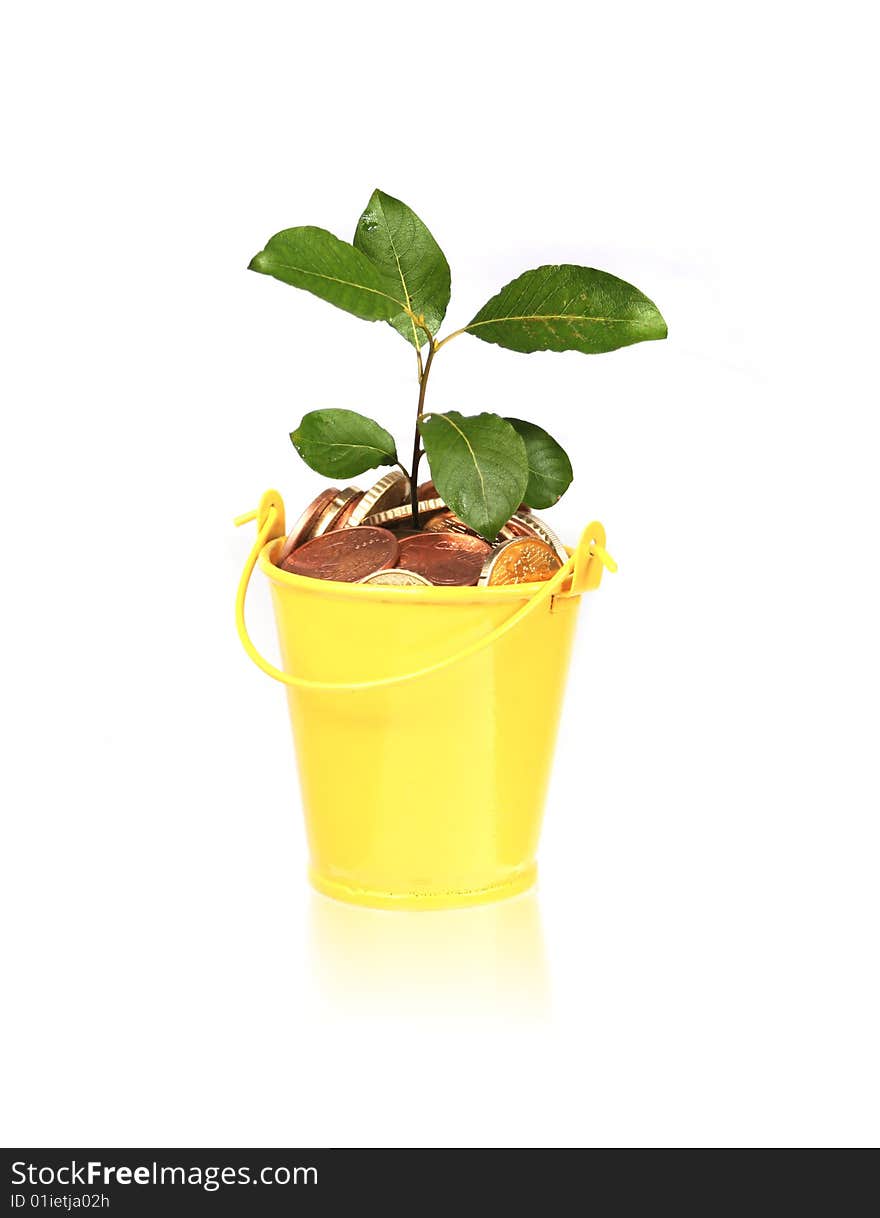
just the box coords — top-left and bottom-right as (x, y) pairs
(2, 2), (877, 1149)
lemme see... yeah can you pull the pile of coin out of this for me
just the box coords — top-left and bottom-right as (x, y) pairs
(274, 470), (569, 587)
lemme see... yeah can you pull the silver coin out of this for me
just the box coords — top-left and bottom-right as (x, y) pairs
(358, 568), (432, 586)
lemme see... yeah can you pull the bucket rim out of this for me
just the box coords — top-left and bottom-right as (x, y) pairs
(258, 538), (577, 605)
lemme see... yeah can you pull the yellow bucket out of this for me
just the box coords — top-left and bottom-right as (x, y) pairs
(236, 489), (615, 911)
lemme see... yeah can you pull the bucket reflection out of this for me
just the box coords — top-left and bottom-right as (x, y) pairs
(308, 890), (549, 1018)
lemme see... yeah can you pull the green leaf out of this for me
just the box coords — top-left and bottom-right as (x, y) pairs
(290, 409), (397, 478)
(418, 411), (528, 540)
(249, 226), (404, 323)
(465, 264), (667, 354)
(353, 189), (451, 349)
(506, 418), (573, 508)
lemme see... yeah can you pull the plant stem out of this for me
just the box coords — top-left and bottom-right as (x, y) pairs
(434, 326), (468, 351)
(410, 337), (436, 528)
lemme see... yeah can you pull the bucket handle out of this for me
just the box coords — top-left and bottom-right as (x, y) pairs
(234, 493), (616, 693)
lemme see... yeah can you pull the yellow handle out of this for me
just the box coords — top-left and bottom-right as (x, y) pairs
(235, 500), (614, 693)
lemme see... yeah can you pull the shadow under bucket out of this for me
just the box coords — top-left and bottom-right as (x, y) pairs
(236, 489), (614, 910)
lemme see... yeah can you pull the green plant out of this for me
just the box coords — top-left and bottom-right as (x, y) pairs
(249, 190), (667, 539)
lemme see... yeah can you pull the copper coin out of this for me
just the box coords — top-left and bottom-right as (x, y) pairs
(422, 510), (480, 536)
(478, 537), (562, 586)
(331, 491), (366, 530)
(345, 469), (409, 528)
(416, 479), (440, 501)
(358, 568), (432, 586)
(397, 532), (492, 586)
(513, 511), (569, 562)
(282, 526), (399, 582)
(310, 486), (362, 537)
(276, 487), (340, 564)
(363, 498), (445, 527)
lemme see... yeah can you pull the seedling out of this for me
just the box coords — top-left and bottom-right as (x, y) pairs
(249, 190), (666, 539)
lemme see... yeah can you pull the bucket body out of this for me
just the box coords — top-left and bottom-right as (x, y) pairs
(260, 539), (582, 910)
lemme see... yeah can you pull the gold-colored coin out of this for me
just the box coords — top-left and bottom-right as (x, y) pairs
(310, 486), (363, 538)
(345, 469), (409, 528)
(498, 517), (535, 541)
(331, 491), (366, 530)
(358, 568), (432, 586)
(422, 510), (479, 536)
(478, 537), (563, 586)
(509, 511), (568, 562)
(363, 498), (445, 527)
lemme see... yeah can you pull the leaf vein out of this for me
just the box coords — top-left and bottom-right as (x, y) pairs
(299, 440), (386, 453)
(375, 196), (421, 348)
(469, 313), (632, 329)
(260, 259), (404, 307)
(436, 414), (489, 519)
